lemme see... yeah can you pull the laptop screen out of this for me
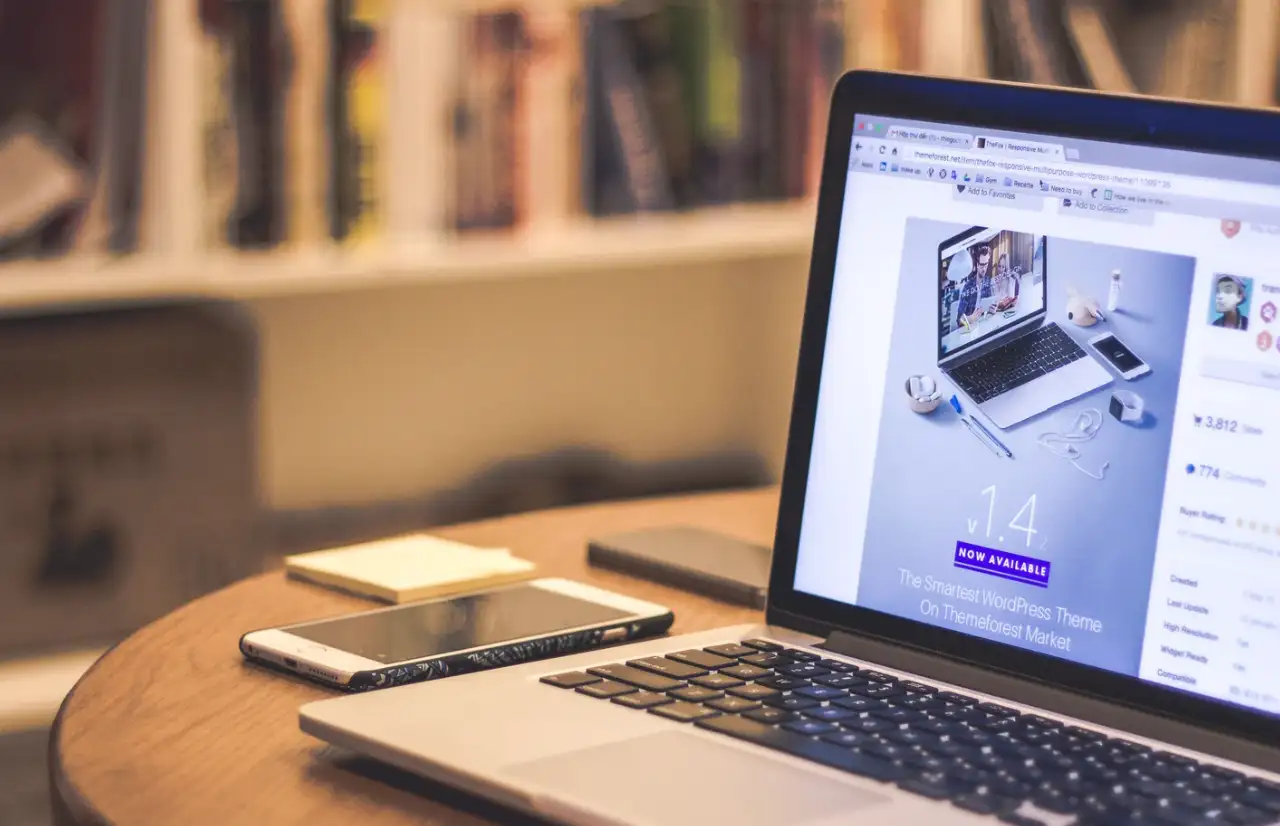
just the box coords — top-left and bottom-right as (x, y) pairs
(794, 114), (1280, 717)
(939, 227), (1047, 360)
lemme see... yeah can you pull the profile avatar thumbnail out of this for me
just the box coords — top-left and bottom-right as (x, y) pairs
(1208, 274), (1252, 331)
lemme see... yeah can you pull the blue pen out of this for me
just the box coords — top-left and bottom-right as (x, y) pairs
(950, 395), (1014, 459)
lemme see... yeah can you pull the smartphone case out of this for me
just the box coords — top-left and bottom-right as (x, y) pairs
(240, 610), (673, 692)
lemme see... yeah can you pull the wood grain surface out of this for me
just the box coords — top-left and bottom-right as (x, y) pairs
(51, 488), (779, 826)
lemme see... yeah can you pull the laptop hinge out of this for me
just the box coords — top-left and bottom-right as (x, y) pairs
(822, 629), (1280, 773)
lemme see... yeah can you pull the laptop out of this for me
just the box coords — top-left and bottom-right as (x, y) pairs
(300, 72), (1280, 826)
(938, 226), (1113, 429)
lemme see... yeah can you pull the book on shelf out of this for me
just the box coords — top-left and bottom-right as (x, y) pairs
(0, 0), (149, 261)
(449, 11), (527, 232)
(330, 0), (386, 244)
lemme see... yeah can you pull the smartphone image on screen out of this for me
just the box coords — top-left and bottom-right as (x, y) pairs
(1088, 332), (1151, 380)
(240, 578), (673, 691)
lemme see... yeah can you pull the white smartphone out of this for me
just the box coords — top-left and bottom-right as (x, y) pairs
(1088, 331), (1151, 380)
(240, 578), (673, 691)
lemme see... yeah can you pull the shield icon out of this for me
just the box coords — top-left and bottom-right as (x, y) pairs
(1222, 219), (1241, 238)
(956, 185), (966, 193)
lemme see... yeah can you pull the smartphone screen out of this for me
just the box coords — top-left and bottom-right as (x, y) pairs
(284, 584), (633, 664)
(1092, 334), (1145, 372)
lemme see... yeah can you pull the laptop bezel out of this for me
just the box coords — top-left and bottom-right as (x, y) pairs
(765, 70), (1280, 749)
(936, 226), (1049, 368)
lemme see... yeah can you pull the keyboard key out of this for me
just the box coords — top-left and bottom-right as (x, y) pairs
(764, 695), (819, 711)
(900, 681), (936, 694)
(977, 701), (1019, 717)
(869, 706), (925, 724)
(860, 741), (917, 762)
(830, 695), (884, 712)
(953, 792), (1019, 816)
(740, 639), (783, 652)
(612, 691), (672, 709)
(707, 696), (761, 714)
(783, 719), (839, 736)
(777, 663), (830, 678)
(627, 656), (707, 680)
(758, 675), (809, 690)
(881, 728), (937, 748)
(691, 673), (745, 690)
(813, 673), (866, 689)
(915, 717), (957, 735)
(720, 663), (770, 681)
(784, 649), (822, 662)
(1022, 714), (1061, 729)
(669, 685), (722, 703)
(1065, 725), (1108, 743)
(801, 706), (856, 723)
(726, 683), (778, 701)
(818, 659), (861, 674)
(667, 649), (736, 670)
(744, 707), (795, 725)
(540, 671), (600, 689)
(896, 694), (944, 711)
(794, 685), (847, 701)
(1200, 765), (1245, 782)
(841, 717), (894, 734)
(896, 774), (954, 801)
(704, 644), (754, 658)
(650, 701), (719, 723)
(821, 730), (876, 749)
(741, 652), (791, 668)
(937, 691), (977, 705)
(695, 714), (905, 782)
(861, 670), (897, 683)
(587, 664), (682, 692)
(577, 680), (636, 699)
(850, 683), (905, 700)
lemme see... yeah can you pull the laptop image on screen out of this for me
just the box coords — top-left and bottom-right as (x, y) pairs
(297, 73), (1280, 826)
(938, 226), (1112, 429)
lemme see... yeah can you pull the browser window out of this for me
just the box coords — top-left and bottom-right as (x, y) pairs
(797, 115), (1280, 715)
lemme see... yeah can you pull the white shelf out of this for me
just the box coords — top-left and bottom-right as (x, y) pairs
(0, 203), (816, 311)
(0, 649), (104, 734)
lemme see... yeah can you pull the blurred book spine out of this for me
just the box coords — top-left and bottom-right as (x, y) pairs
(0, 0), (104, 259)
(331, 0), (386, 244)
(451, 11), (526, 232)
(223, 0), (287, 249)
(281, 0), (331, 247)
(199, 0), (239, 250)
(807, 0), (845, 197)
(524, 3), (581, 230)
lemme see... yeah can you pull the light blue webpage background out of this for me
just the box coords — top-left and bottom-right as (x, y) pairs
(854, 218), (1196, 674)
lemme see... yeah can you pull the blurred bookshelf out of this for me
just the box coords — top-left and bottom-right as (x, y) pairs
(0, 203), (815, 310)
(1, 0), (1276, 313)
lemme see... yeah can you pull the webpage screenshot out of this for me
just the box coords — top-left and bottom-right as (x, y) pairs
(793, 115), (1280, 715)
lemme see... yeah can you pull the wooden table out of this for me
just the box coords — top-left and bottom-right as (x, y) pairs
(50, 488), (778, 826)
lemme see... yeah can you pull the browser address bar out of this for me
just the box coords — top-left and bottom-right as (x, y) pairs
(904, 147), (1280, 205)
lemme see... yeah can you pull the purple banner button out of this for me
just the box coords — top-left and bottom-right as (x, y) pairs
(953, 541), (1051, 587)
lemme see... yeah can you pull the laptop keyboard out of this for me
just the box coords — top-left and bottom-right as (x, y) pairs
(950, 324), (1087, 404)
(542, 639), (1280, 825)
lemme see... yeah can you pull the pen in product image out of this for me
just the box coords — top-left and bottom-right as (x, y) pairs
(950, 395), (1013, 458)
(960, 416), (1004, 457)
(968, 413), (1014, 459)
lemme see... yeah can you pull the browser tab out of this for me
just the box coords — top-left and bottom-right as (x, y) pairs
(975, 135), (1065, 161)
(887, 125), (973, 149)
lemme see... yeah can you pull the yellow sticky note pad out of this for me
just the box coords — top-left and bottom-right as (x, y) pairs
(285, 534), (536, 603)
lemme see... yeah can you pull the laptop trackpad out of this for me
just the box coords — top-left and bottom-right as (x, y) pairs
(504, 731), (890, 826)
